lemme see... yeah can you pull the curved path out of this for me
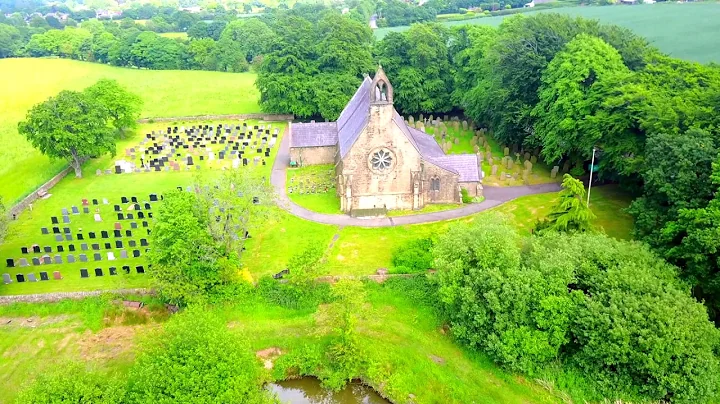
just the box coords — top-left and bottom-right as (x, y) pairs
(271, 128), (561, 227)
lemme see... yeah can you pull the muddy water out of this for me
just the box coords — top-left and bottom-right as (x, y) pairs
(267, 377), (391, 404)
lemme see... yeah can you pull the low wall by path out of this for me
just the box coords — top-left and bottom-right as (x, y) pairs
(0, 288), (154, 304)
(137, 113), (294, 123)
(9, 165), (74, 218)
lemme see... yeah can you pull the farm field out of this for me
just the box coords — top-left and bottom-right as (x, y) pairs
(375, 3), (720, 63)
(0, 58), (260, 205)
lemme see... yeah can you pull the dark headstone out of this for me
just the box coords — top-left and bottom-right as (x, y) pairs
(101, 230), (109, 239)
(57, 245), (64, 253)
(52, 227), (60, 234)
(125, 230), (132, 237)
(80, 268), (89, 278)
(51, 216), (58, 224)
(115, 240), (123, 248)
(122, 265), (131, 274)
(133, 250), (141, 258)
(6, 258), (14, 268)
(118, 213), (124, 220)
(114, 230), (121, 238)
(32, 245), (41, 254)
(93, 253), (102, 261)
(77, 233), (84, 240)
(41, 227), (49, 235)
(137, 212), (145, 219)
(129, 240), (137, 247)
(32, 257), (40, 266)
(21, 246), (28, 254)
(68, 244), (75, 252)
(16, 274), (25, 282)
(136, 265), (145, 274)
(43, 246), (52, 253)
(109, 267), (117, 276)
(89, 232), (96, 239)
(40, 271), (49, 281)
(140, 238), (149, 247)
(94, 268), (103, 277)
(104, 243), (111, 250)
(92, 243), (100, 251)
(114, 205), (121, 212)
(127, 213), (134, 220)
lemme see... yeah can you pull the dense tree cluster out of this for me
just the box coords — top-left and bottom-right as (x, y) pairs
(434, 215), (720, 402)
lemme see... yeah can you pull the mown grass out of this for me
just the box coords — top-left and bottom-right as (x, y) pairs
(286, 164), (341, 214)
(0, 281), (564, 404)
(376, 3), (720, 64)
(158, 32), (188, 39)
(0, 58), (260, 204)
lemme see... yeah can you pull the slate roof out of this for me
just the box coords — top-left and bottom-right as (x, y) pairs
(337, 77), (372, 158)
(408, 127), (444, 158)
(290, 122), (338, 148)
(428, 154), (481, 182)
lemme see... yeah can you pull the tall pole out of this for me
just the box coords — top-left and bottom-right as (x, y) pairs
(587, 147), (596, 208)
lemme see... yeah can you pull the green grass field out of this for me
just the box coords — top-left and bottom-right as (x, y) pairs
(0, 58), (260, 205)
(158, 32), (188, 40)
(0, 282), (566, 404)
(376, 3), (720, 63)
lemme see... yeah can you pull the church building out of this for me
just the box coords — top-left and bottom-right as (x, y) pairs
(289, 67), (482, 214)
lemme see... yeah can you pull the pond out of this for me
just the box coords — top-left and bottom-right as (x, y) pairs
(267, 377), (392, 404)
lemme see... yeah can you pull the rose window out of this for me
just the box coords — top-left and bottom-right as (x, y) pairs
(371, 149), (393, 171)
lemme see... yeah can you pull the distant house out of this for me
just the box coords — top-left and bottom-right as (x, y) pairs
(179, 6), (203, 13)
(96, 9), (122, 19)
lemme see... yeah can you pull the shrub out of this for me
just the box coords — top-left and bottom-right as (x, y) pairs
(461, 188), (472, 203)
(569, 163), (585, 177)
(16, 363), (125, 404)
(391, 237), (434, 272)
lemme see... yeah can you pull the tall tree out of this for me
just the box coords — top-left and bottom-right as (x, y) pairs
(532, 34), (631, 167)
(18, 90), (115, 177)
(83, 79), (142, 135)
(535, 174), (596, 234)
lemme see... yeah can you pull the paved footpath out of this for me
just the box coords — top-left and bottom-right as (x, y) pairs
(271, 129), (561, 227)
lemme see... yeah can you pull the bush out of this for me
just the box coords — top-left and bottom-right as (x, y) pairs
(16, 363), (125, 404)
(461, 188), (472, 203)
(126, 307), (273, 403)
(391, 237), (434, 272)
(569, 162), (585, 177)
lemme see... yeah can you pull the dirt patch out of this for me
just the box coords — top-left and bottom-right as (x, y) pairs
(256, 347), (282, 370)
(429, 355), (446, 365)
(78, 325), (144, 361)
(0, 315), (72, 328)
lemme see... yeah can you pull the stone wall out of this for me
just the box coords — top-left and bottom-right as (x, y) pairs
(137, 113), (294, 123)
(290, 146), (336, 166)
(0, 288), (154, 304)
(9, 165), (74, 218)
(423, 160), (461, 204)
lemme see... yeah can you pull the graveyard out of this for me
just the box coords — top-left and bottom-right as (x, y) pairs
(1, 119), (284, 295)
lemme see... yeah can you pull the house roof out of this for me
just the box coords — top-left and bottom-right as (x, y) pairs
(408, 127), (444, 158)
(290, 122), (338, 148)
(337, 77), (372, 158)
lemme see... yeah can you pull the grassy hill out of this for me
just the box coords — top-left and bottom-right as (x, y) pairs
(0, 58), (260, 205)
(376, 3), (720, 64)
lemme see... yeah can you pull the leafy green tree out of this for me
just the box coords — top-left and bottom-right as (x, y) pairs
(221, 18), (275, 62)
(84, 79), (143, 135)
(434, 215), (577, 374)
(130, 31), (183, 70)
(0, 23), (22, 57)
(213, 36), (248, 72)
(127, 308), (273, 403)
(184, 37), (218, 70)
(15, 363), (125, 404)
(286, 244), (325, 286)
(448, 24), (496, 107)
(18, 90), (115, 178)
(535, 174), (595, 234)
(92, 31), (119, 64)
(532, 34), (631, 166)
(326, 279), (367, 388)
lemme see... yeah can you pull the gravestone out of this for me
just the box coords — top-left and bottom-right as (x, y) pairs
(16, 274), (25, 282)
(93, 253), (102, 261)
(101, 230), (108, 238)
(122, 266), (131, 274)
(52, 227), (60, 234)
(89, 232), (96, 239)
(114, 230), (121, 238)
(140, 238), (149, 247)
(133, 250), (141, 258)
(62, 215), (70, 224)
(77, 233), (84, 240)
(92, 199), (98, 205)
(55, 234), (63, 242)
(92, 243), (100, 251)
(136, 265), (145, 274)
(81, 243), (88, 251)
(491, 165), (498, 176)
(130, 222), (138, 229)
(125, 230), (132, 237)
(104, 242), (111, 250)
(67, 255), (75, 263)
(129, 240), (137, 247)
(71, 206), (79, 214)
(68, 244), (75, 252)
(18, 258), (28, 267)
(41, 227), (49, 235)
(53, 271), (62, 280)
(109, 267), (117, 276)
(40, 271), (49, 281)
(54, 255), (62, 264)
(5, 258), (14, 268)
(51, 216), (59, 224)
(3, 273), (11, 284)
(95, 268), (103, 277)
(65, 234), (72, 241)
(115, 240), (123, 249)
(79, 254), (88, 262)
(42, 255), (51, 264)
(27, 273), (37, 282)
(21, 247), (28, 254)
(107, 252), (116, 261)
(83, 207), (90, 214)
(80, 268), (89, 278)
(57, 245), (64, 253)
(120, 250), (128, 259)
(94, 213), (102, 222)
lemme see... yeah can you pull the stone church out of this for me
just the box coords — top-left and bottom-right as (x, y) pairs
(289, 67), (482, 213)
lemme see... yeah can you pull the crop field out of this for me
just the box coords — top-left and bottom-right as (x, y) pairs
(0, 58), (260, 205)
(376, 3), (720, 63)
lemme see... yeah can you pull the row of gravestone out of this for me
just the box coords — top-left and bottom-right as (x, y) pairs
(20, 239), (149, 255)
(3, 271), (62, 283)
(41, 226), (150, 239)
(7, 249), (144, 267)
(2, 265), (148, 284)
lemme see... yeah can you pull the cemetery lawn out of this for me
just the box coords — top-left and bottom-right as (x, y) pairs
(375, 3), (720, 64)
(386, 203), (461, 217)
(0, 282), (563, 404)
(0, 120), (283, 296)
(0, 58), (260, 205)
(286, 164), (341, 214)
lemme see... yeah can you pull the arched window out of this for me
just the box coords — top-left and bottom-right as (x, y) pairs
(431, 177), (440, 191)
